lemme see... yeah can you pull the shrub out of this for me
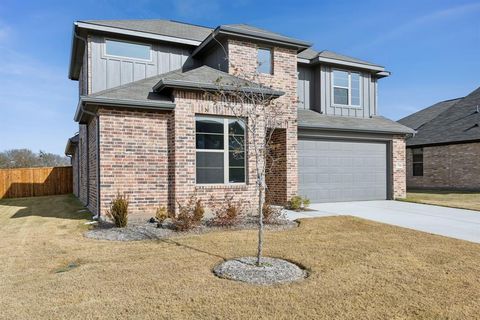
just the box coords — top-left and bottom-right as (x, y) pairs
(155, 206), (169, 223)
(302, 197), (311, 209)
(211, 195), (243, 227)
(263, 202), (285, 224)
(106, 193), (129, 228)
(288, 195), (303, 210)
(173, 197), (205, 231)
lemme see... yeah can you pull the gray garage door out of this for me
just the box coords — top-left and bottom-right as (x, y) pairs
(298, 138), (388, 202)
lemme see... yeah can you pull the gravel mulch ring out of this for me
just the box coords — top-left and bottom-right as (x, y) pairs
(213, 257), (307, 285)
(84, 217), (297, 241)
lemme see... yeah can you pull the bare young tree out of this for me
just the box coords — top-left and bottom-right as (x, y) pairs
(206, 62), (288, 266)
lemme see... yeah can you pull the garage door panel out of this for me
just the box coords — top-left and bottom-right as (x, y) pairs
(298, 138), (388, 202)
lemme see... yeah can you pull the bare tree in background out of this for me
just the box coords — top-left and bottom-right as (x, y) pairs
(0, 149), (70, 168)
(206, 62), (288, 266)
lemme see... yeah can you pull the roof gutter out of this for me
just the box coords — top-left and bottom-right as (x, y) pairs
(68, 24), (86, 80)
(297, 124), (415, 135)
(313, 56), (385, 72)
(74, 96), (176, 122)
(153, 79), (284, 97)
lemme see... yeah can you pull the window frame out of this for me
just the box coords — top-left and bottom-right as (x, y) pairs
(256, 47), (273, 75)
(103, 38), (152, 62)
(331, 69), (362, 108)
(195, 115), (247, 186)
(412, 148), (424, 177)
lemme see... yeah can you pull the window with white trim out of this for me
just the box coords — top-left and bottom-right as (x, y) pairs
(332, 70), (361, 106)
(195, 116), (246, 184)
(105, 39), (151, 60)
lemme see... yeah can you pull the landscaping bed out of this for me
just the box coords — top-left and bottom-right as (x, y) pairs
(84, 216), (297, 241)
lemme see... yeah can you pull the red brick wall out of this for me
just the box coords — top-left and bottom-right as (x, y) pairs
(406, 142), (480, 190)
(266, 128), (287, 204)
(72, 148), (79, 197)
(98, 108), (170, 220)
(171, 91), (259, 213)
(227, 39), (298, 201)
(78, 124), (88, 205)
(87, 116), (98, 214)
(392, 135), (406, 199)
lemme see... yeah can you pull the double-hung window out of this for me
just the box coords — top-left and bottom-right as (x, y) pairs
(332, 70), (361, 106)
(412, 148), (424, 176)
(195, 116), (246, 184)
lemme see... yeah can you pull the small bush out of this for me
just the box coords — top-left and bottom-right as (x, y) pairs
(155, 206), (169, 223)
(263, 202), (284, 224)
(287, 195), (311, 210)
(211, 195), (243, 227)
(173, 197), (205, 231)
(288, 195), (303, 210)
(302, 197), (311, 209)
(106, 193), (129, 228)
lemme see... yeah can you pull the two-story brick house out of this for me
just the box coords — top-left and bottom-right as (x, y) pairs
(64, 19), (414, 220)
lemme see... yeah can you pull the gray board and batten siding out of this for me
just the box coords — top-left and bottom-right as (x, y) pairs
(88, 35), (195, 94)
(297, 65), (378, 118)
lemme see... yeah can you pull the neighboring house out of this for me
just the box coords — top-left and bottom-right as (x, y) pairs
(398, 86), (480, 190)
(64, 19), (413, 219)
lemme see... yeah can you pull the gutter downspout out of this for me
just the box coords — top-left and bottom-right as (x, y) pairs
(81, 103), (101, 220)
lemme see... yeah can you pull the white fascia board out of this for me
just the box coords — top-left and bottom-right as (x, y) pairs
(297, 58), (311, 64)
(75, 22), (201, 46)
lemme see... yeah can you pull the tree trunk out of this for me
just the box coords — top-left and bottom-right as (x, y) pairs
(256, 181), (265, 266)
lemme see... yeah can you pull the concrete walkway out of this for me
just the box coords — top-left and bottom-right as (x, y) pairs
(286, 200), (480, 243)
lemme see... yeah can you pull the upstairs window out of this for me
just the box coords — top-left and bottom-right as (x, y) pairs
(332, 70), (361, 106)
(257, 48), (273, 74)
(105, 39), (151, 60)
(196, 116), (246, 184)
(412, 148), (424, 176)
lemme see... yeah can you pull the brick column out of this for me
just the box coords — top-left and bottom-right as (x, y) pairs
(392, 135), (406, 199)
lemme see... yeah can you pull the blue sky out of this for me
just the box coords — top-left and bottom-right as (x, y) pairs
(0, 0), (479, 154)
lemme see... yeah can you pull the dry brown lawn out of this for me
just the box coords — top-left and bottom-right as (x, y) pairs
(404, 190), (480, 211)
(1, 195), (480, 319)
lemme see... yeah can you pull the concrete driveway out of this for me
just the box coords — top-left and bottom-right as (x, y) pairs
(286, 200), (480, 243)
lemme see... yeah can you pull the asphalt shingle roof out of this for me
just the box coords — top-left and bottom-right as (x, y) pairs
(83, 65), (283, 107)
(87, 75), (174, 105)
(398, 87), (480, 147)
(298, 109), (415, 134)
(398, 98), (462, 130)
(154, 65), (284, 96)
(80, 19), (213, 42)
(219, 24), (311, 47)
(298, 49), (382, 67)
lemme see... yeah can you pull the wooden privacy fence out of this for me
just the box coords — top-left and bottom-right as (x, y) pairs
(0, 166), (73, 199)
